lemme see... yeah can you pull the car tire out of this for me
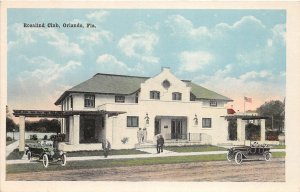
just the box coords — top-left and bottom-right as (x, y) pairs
(42, 154), (49, 168)
(27, 151), (32, 160)
(227, 151), (234, 161)
(61, 154), (67, 166)
(264, 152), (272, 161)
(235, 152), (243, 164)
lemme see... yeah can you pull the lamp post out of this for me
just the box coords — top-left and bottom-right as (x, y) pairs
(12, 128), (15, 141)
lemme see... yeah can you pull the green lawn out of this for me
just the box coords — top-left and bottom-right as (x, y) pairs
(165, 145), (227, 152)
(6, 148), (147, 160)
(272, 145), (285, 149)
(6, 152), (286, 174)
(67, 149), (147, 157)
(6, 140), (16, 146)
(6, 149), (24, 160)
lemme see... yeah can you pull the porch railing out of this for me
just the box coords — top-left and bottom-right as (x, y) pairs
(165, 133), (212, 144)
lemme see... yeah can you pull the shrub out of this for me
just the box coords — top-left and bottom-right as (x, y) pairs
(43, 135), (48, 140)
(32, 134), (38, 140)
(121, 137), (129, 144)
(6, 136), (13, 141)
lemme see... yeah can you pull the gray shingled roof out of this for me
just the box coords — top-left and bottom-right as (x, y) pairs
(55, 73), (232, 105)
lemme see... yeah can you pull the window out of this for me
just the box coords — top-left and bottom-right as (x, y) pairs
(162, 79), (171, 89)
(172, 92), (182, 100)
(115, 95), (125, 103)
(150, 91), (160, 100)
(135, 93), (139, 103)
(84, 94), (95, 108)
(202, 118), (212, 128)
(70, 96), (73, 109)
(127, 116), (139, 127)
(210, 100), (217, 107)
(66, 97), (69, 110)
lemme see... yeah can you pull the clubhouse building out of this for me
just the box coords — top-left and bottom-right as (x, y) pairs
(14, 68), (274, 151)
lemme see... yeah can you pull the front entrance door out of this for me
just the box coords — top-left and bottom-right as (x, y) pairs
(82, 118), (96, 143)
(155, 119), (161, 135)
(171, 119), (183, 140)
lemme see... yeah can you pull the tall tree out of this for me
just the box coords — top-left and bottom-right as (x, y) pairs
(6, 105), (18, 132)
(256, 100), (285, 131)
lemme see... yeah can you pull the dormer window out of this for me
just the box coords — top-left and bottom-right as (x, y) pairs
(115, 95), (125, 103)
(210, 100), (217, 107)
(172, 92), (182, 101)
(150, 91), (160, 100)
(84, 94), (95, 108)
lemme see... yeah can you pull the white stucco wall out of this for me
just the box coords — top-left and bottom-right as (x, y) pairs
(63, 68), (231, 149)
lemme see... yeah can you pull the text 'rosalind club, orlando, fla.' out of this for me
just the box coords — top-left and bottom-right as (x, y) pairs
(23, 22), (97, 28)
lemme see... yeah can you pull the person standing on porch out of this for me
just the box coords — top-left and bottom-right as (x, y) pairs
(137, 128), (143, 144)
(142, 128), (147, 143)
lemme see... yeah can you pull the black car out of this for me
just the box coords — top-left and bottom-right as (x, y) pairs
(227, 142), (272, 164)
(25, 140), (67, 168)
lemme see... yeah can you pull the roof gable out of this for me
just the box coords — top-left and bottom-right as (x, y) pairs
(55, 73), (232, 105)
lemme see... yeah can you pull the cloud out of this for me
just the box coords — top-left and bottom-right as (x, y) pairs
(179, 51), (214, 72)
(79, 31), (112, 45)
(86, 10), (109, 22)
(239, 71), (273, 82)
(96, 54), (143, 74)
(8, 23), (84, 56)
(9, 56), (81, 110)
(118, 32), (159, 63)
(194, 66), (285, 111)
(166, 15), (212, 39)
(20, 56), (81, 85)
(216, 16), (266, 31)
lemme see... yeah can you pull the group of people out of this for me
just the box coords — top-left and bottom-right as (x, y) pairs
(137, 128), (148, 144)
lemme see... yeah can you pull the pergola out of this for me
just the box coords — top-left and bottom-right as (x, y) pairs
(13, 110), (126, 151)
(222, 114), (269, 142)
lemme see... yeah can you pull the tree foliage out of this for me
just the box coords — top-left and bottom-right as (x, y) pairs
(6, 105), (19, 132)
(25, 118), (61, 133)
(256, 100), (285, 131)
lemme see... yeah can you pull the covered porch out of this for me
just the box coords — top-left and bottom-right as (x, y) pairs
(223, 114), (277, 145)
(13, 109), (125, 151)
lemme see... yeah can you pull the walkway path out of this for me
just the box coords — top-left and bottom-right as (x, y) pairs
(6, 147), (285, 165)
(6, 140), (19, 158)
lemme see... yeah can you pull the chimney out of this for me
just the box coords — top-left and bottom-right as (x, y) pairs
(161, 67), (171, 72)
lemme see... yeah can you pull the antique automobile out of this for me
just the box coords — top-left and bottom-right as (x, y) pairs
(25, 140), (66, 168)
(227, 142), (272, 164)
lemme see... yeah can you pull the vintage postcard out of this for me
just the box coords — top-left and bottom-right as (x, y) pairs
(1, 1), (300, 192)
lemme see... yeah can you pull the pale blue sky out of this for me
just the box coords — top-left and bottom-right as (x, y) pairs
(7, 9), (286, 112)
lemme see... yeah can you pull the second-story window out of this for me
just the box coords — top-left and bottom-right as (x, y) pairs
(210, 100), (217, 107)
(115, 95), (125, 103)
(172, 92), (182, 101)
(150, 91), (160, 100)
(84, 94), (95, 108)
(70, 96), (73, 109)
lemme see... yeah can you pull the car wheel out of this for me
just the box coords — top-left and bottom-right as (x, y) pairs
(227, 151), (234, 161)
(27, 151), (32, 160)
(264, 152), (272, 161)
(61, 154), (67, 166)
(42, 154), (49, 168)
(235, 152), (243, 164)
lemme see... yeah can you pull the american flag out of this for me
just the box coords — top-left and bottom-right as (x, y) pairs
(244, 96), (252, 103)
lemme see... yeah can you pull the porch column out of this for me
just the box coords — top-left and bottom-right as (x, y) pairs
(237, 118), (245, 141)
(73, 115), (80, 145)
(260, 119), (266, 141)
(19, 116), (25, 152)
(69, 116), (74, 144)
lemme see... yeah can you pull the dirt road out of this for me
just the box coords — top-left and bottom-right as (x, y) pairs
(7, 158), (284, 182)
